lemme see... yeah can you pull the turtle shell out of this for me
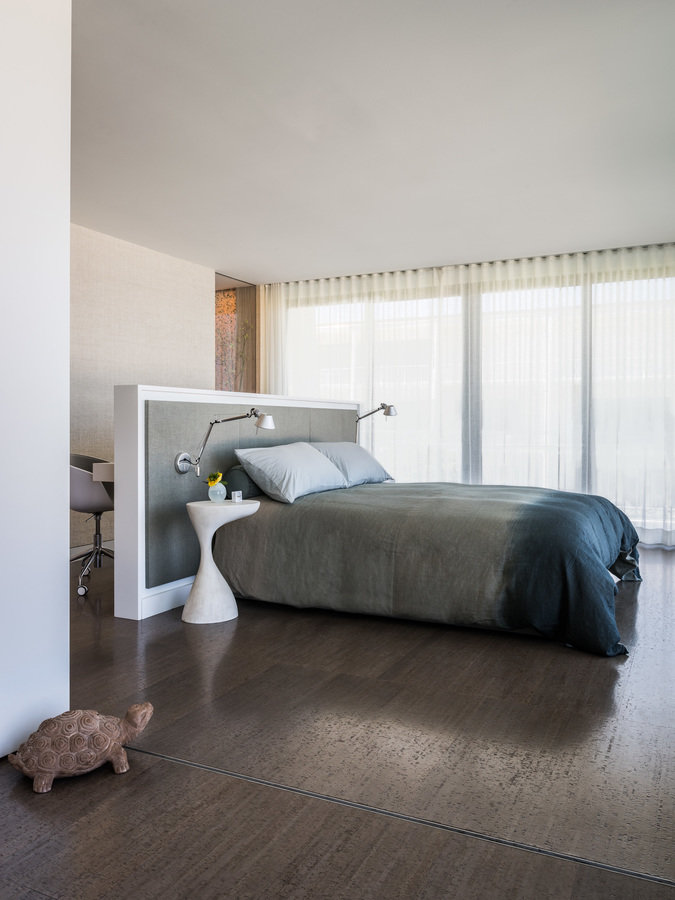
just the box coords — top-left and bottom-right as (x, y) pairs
(12, 709), (123, 777)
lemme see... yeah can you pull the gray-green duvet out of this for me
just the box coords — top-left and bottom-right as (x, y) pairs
(213, 483), (641, 656)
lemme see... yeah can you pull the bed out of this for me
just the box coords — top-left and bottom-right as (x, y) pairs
(211, 441), (641, 657)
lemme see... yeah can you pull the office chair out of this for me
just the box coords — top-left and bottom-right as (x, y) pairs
(70, 453), (114, 596)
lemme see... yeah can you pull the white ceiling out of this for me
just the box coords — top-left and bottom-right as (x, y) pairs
(71, 0), (675, 285)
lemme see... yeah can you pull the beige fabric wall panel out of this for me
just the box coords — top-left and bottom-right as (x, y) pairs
(70, 224), (215, 547)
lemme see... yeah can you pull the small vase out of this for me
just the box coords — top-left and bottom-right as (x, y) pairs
(208, 482), (227, 502)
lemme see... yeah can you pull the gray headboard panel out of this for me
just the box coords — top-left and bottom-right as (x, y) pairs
(145, 400), (356, 587)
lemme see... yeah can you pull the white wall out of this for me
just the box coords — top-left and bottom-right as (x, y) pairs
(70, 225), (215, 546)
(0, 1), (71, 757)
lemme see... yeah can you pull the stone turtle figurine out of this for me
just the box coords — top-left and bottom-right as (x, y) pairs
(8, 702), (154, 793)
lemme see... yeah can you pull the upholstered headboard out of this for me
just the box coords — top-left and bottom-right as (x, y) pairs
(114, 386), (358, 620)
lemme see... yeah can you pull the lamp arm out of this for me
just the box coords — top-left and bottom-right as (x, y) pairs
(190, 422), (218, 470)
(356, 403), (386, 423)
(211, 408), (259, 427)
(195, 408), (261, 465)
(175, 408), (261, 475)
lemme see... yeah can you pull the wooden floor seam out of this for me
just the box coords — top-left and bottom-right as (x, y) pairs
(128, 745), (675, 889)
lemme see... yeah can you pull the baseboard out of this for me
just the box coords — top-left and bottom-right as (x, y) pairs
(113, 577), (192, 620)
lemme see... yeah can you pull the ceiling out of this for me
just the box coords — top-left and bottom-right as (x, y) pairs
(71, 0), (675, 285)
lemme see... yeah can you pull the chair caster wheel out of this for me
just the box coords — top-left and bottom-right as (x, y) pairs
(77, 585), (88, 596)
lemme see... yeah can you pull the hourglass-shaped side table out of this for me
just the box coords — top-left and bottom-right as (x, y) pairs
(182, 499), (260, 624)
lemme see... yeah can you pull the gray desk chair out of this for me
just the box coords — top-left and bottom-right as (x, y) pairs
(70, 453), (114, 596)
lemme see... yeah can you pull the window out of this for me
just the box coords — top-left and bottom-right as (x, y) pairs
(261, 245), (675, 544)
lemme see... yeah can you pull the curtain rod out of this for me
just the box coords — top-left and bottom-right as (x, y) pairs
(275, 242), (674, 288)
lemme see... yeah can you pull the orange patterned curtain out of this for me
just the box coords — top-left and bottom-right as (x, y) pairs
(215, 287), (257, 391)
(215, 290), (237, 390)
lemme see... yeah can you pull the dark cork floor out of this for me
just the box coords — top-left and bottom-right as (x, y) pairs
(1, 548), (673, 899)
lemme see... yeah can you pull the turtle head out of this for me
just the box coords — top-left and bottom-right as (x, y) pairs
(123, 701), (154, 739)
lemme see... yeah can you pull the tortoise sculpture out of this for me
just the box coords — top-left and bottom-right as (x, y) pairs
(8, 702), (154, 793)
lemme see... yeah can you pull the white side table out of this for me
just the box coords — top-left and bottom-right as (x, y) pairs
(182, 499), (260, 624)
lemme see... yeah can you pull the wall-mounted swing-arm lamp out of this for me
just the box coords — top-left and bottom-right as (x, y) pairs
(174, 408), (275, 476)
(355, 402), (397, 440)
(356, 402), (397, 425)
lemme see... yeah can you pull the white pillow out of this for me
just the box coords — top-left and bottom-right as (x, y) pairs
(235, 442), (347, 503)
(311, 442), (392, 487)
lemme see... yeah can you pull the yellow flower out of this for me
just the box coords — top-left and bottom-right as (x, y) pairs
(207, 472), (223, 487)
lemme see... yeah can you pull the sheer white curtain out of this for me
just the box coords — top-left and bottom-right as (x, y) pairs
(588, 247), (674, 546)
(260, 269), (464, 480)
(259, 244), (674, 546)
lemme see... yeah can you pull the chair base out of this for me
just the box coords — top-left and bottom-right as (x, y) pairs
(70, 513), (114, 595)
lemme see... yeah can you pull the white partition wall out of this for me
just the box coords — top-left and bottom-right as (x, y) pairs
(114, 385), (358, 620)
(0, 1), (71, 757)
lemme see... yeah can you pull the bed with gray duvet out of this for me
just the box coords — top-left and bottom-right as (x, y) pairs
(211, 442), (641, 656)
